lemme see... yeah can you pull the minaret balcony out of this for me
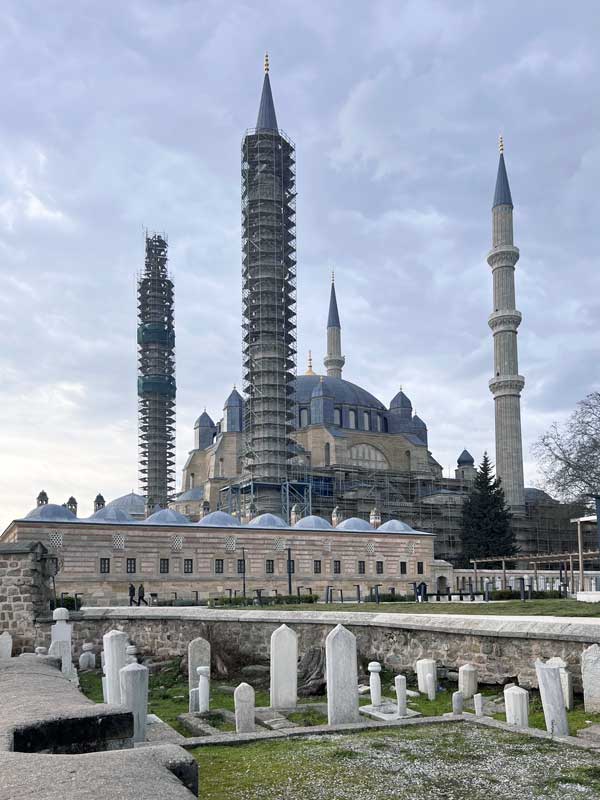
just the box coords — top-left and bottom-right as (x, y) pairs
(488, 374), (525, 397)
(488, 310), (522, 333)
(487, 245), (520, 270)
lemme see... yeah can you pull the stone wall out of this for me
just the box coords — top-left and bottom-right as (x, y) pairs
(34, 607), (600, 690)
(0, 542), (54, 652)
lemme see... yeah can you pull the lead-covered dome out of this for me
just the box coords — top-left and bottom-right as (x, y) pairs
(145, 508), (189, 525)
(294, 375), (385, 412)
(24, 503), (77, 522)
(377, 519), (415, 533)
(294, 515), (333, 530)
(247, 513), (288, 529)
(197, 510), (240, 527)
(336, 517), (374, 532)
(105, 492), (145, 516)
(87, 506), (134, 523)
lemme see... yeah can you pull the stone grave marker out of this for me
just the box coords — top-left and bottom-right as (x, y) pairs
(270, 624), (297, 709)
(504, 685), (529, 727)
(426, 672), (436, 701)
(458, 663), (478, 699)
(547, 656), (573, 710)
(51, 607), (72, 650)
(452, 691), (464, 714)
(119, 662), (149, 743)
(103, 630), (128, 705)
(325, 624), (360, 725)
(234, 682), (256, 733)
(188, 636), (211, 695)
(368, 661), (382, 707)
(416, 658), (437, 694)
(0, 631), (13, 659)
(395, 675), (407, 717)
(535, 660), (569, 737)
(473, 693), (484, 717)
(78, 643), (96, 670)
(582, 644), (600, 713)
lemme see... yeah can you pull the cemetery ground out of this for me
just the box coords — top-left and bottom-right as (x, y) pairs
(80, 660), (600, 798)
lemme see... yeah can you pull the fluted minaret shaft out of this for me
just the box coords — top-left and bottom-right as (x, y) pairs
(488, 144), (525, 513)
(324, 278), (345, 379)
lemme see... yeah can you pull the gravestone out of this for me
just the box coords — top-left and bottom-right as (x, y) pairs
(535, 660), (569, 737)
(188, 636), (211, 695)
(297, 646), (326, 696)
(325, 624), (360, 725)
(395, 675), (407, 717)
(452, 691), (464, 714)
(126, 644), (139, 664)
(458, 663), (478, 699)
(103, 630), (128, 705)
(473, 693), (484, 717)
(0, 631), (13, 659)
(48, 639), (71, 674)
(416, 659), (437, 694)
(190, 666), (211, 713)
(425, 672), (436, 701)
(581, 644), (600, 713)
(547, 656), (574, 710)
(51, 607), (72, 651)
(119, 662), (149, 743)
(270, 624), (297, 709)
(504, 685), (529, 727)
(234, 682), (256, 733)
(368, 661), (382, 707)
(78, 643), (96, 670)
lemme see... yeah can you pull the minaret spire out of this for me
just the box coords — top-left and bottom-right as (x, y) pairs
(256, 52), (278, 131)
(324, 272), (345, 379)
(487, 138), (525, 513)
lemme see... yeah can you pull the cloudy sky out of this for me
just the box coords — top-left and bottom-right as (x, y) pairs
(1, 0), (599, 528)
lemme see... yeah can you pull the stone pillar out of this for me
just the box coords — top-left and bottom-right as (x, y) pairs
(425, 672), (436, 701)
(547, 656), (574, 710)
(452, 691), (464, 715)
(234, 682), (256, 733)
(119, 662), (149, 743)
(325, 624), (359, 725)
(51, 607), (72, 651)
(535, 660), (569, 737)
(504, 685), (529, 727)
(473, 693), (484, 717)
(103, 630), (128, 705)
(458, 663), (478, 700)
(581, 644), (600, 712)
(368, 661), (382, 707)
(188, 636), (211, 695)
(197, 666), (210, 714)
(416, 659), (437, 694)
(0, 631), (13, 659)
(270, 624), (297, 709)
(395, 675), (407, 717)
(78, 643), (96, 670)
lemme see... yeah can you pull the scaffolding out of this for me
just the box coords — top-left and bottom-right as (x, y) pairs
(241, 126), (297, 495)
(137, 232), (176, 512)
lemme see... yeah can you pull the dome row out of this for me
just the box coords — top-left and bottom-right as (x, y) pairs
(23, 504), (421, 534)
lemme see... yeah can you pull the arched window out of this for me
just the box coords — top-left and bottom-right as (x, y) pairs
(324, 443), (331, 466)
(300, 407), (309, 428)
(349, 444), (388, 470)
(348, 409), (357, 429)
(189, 473), (195, 489)
(363, 411), (370, 431)
(376, 415), (382, 432)
(334, 407), (341, 426)
(218, 458), (224, 477)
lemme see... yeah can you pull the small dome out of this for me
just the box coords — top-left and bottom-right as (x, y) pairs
(94, 493), (105, 505)
(145, 508), (189, 525)
(87, 506), (134, 523)
(390, 389), (412, 410)
(176, 487), (205, 502)
(294, 515), (333, 530)
(457, 449), (475, 466)
(377, 519), (415, 533)
(105, 492), (146, 516)
(224, 387), (243, 407)
(336, 517), (374, 532)
(25, 503), (77, 522)
(197, 510), (240, 527)
(247, 513), (288, 529)
(195, 411), (215, 428)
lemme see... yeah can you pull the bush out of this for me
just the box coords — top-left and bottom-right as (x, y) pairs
(51, 595), (81, 611)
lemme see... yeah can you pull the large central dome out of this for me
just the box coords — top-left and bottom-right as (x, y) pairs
(294, 374), (386, 412)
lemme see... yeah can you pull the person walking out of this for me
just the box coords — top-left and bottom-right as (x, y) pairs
(128, 583), (136, 607)
(138, 583), (148, 606)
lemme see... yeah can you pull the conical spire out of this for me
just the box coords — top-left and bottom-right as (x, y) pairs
(256, 52), (278, 132)
(327, 274), (341, 328)
(493, 135), (513, 208)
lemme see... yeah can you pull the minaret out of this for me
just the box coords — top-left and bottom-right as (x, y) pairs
(242, 54), (296, 491)
(488, 137), (525, 513)
(323, 272), (345, 379)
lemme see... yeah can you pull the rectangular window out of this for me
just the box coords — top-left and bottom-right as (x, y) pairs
(237, 558), (245, 574)
(100, 558), (110, 574)
(400, 561), (407, 575)
(215, 558), (224, 574)
(417, 561), (424, 575)
(287, 559), (295, 574)
(266, 559), (274, 574)
(126, 558), (136, 574)
(333, 559), (341, 575)
(159, 558), (169, 574)
(184, 558), (193, 574)
(314, 559), (322, 574)
(363, 411), (370, 430)
(358, 560), (366, 575)
(376, 560), (384, 575)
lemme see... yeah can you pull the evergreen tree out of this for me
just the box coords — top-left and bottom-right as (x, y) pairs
(460, 452), (516, 565)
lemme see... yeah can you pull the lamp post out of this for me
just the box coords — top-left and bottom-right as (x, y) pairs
(242, 547), (247, 598)
(287, 547), (293, 596)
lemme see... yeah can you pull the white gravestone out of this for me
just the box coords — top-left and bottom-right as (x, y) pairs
(188, 637), (211, 695)
(368, 661), (382, 707)
(126, 644), (138, 664)
(473, 693), (484, 717)
(102, 677), (108, 703)
(535, 660), (569, 737)
(119, 662), (149, 743)
(452, 691), (464, 714)
(78, 643), (96, 670)
(581, 644), (600, 713)
(395, 675), (407, 717)
(325, 625), (360, 725)
(190, 666), (211, 713)
(51, 607), (72, 650)
(270, 624), (297, 709)
(416, 659), (437, 694)
(0, 631), (13, 659)
(425, 672), (436, 701)
(458, 664), (478, 700)
(504, 685), (529, 727)
(103, 630), (128, 705)
(234, 682), (256, 733)
(547, 656), (573, 710)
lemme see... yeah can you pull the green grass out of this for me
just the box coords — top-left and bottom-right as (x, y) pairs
(286, 707), (328, 726)
(249, 598), (600, 617)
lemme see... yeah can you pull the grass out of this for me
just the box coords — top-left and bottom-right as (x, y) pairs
(287, 707), (328, 726)
(493, 692), (600, 736)
(246, 598), (600, 617)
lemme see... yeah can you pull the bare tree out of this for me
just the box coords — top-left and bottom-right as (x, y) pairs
(533, 391), (600, 501)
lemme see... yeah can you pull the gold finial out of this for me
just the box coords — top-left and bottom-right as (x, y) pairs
(499, 134), (504, 154)
(264, 52), (269, 74)
(331, 269), (335, 284)
(305, 350), (315, 375)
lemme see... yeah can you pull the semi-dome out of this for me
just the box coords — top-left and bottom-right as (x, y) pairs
(145, 508), (189, 525)
(105, 492), (145, 516)
(294, 375), (386, 412)
(294, 515), (333, 530)
(176, 487), (204, 502)
(247, 513), (288, 529)
(24, 503), (77, 522)
(336, 517), (374, 532)
(377, 519), (415, 533)
(87, 506), (134, 523)
(197, 510), (240, 527)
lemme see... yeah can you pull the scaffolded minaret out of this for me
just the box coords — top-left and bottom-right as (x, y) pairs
(323, 272), (345, 379)
(137, 232), (176, 512)
(488, 138), (525, 513)
(242, 54), (297, 489)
